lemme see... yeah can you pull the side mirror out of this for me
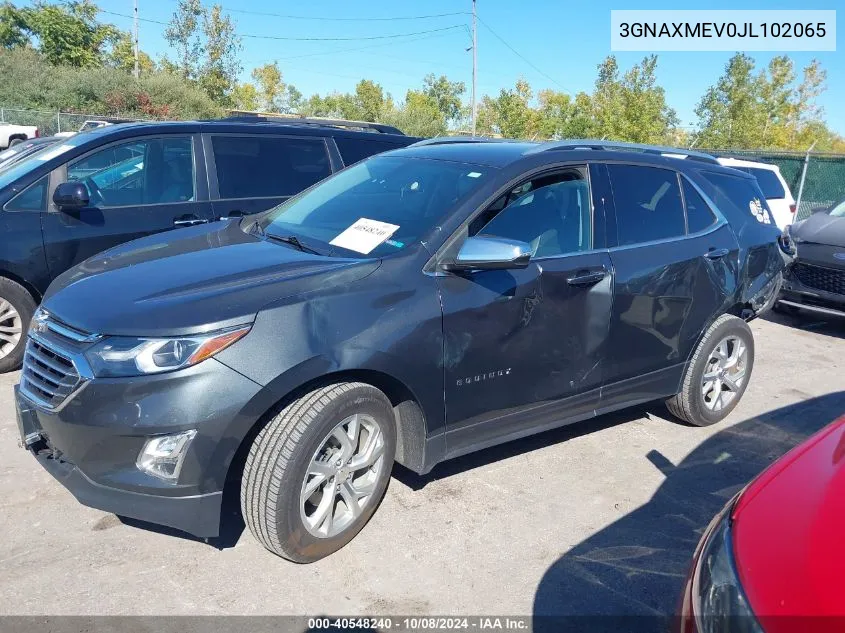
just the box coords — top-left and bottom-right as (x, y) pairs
(53, 182), (89, 211)
(444, 236), (532, 271)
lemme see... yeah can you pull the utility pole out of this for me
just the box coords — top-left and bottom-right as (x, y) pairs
(471, 0), (477, 137)
(133, 0), (140, 79)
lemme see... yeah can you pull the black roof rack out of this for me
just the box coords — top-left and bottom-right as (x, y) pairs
(527, 139), (720, 164)
(221, 114), (404, 135)
(408, 136), (502, 147)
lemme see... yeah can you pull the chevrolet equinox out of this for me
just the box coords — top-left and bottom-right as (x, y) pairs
(15, 139), (783, 562)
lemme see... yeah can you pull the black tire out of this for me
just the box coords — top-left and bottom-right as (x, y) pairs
(0, 278), (36, 373)
(8, 137), (23, 147)
(666, 314), (755, 427)
(241, 382), (396, 562)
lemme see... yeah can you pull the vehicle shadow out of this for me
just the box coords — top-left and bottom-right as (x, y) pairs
(531, 391), (845, 632)
(763, 308), (845, 340)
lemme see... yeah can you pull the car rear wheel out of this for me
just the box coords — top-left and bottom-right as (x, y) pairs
(241, 382), (396, 562)
(0, 278), (35, 373)
(666, 314), (755, 426)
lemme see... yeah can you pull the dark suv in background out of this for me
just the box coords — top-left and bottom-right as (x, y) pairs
(15, 139), (783, 562)
(0, 117), (417, 371)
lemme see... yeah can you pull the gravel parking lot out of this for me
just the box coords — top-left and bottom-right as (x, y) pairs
(1, 312), (843, 619)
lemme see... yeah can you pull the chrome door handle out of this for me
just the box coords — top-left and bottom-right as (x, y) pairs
(173, 218), (209, 227)
(567, 269), (607, 287)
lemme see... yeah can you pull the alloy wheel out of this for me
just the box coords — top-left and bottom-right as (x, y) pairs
(300, 413), (385, 538)
(0, 298), (22, 361)
(701, 335), (748, 412)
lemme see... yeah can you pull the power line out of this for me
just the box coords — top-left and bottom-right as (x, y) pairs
(241, 25), (466, 42)
(100, 10), (466, 42)
(475, 15), (569, 93)
(217, 8), (470, 22)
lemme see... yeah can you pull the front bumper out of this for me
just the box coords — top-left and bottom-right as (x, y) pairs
(780, 264), (845, 318)
(15, 356), (263, 538)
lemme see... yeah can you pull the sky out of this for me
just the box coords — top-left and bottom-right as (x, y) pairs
(78, 0), (844, 135)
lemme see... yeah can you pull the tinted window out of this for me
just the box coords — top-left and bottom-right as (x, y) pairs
(67, 137), (194, 207)
(5, 175), (47, 212)
(335, 137), (404, 166)
(741, 167), (785, 199)
(212, 135), (330, 199)
(262, 156), (489, 258)
(475, 170), (591, 257)
(608, 164), (685, 246)
(699, 172), (774, 226)
(682, 179), (717, 233)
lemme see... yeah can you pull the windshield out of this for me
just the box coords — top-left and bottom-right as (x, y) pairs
(0, 134), (87, 190)
(829, 200), (845, 218)
(260, 156), (491, 257)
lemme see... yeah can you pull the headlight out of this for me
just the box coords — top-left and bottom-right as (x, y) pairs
(692, 505), (762, 633)
(84, 325), (251, 377)
(778, 226), (797, 256)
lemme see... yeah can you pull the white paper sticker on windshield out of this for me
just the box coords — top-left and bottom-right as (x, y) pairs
(330, 218), (400, 254)
(467, 171), (482, 178)
(34, 144), (74, 161)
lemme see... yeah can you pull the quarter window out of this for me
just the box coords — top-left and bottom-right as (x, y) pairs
(682, 179), (718, 233)
(5, 175), (48, 212)
(211, 135), (331, 199)
(472, 169), (592, 257)
(67, 137), (194, 208)
(335, 137), (405, 166)
(608, 164), (685, 246)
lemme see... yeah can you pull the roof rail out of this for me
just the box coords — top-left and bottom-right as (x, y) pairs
(221, 114), (404, 135)
(408, 136), (499, 148)
(528, 139), (720, 164)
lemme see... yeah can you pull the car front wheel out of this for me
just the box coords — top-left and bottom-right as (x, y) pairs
(666, 314), (755, 426)
(0, 278), (35, 373)
(241, 382), (396, 562)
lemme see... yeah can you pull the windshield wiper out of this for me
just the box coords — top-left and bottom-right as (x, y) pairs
(265, 233), (322, 255)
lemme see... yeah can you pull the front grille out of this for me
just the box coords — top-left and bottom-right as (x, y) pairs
(21, 338), (83, 409)
(793, 262), (845, 296)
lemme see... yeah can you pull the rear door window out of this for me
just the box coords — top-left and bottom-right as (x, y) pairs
(608, 164), (685, 246)
(335, 137), (405, 166)
(740, 167), (785, 199)
(682, 179), (718, 233)
(211, 135), (331, 199)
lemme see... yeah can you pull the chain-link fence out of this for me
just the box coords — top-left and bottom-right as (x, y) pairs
(0, 107), (148, 137)
(704, 148), (845, 220)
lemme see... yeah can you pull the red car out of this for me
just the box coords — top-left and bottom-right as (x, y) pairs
(679, 414), (845, 633)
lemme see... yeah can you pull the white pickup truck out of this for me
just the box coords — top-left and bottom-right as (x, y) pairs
(0, 123), (39, 150)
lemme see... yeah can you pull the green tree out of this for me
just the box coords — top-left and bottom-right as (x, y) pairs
(0, 2), (28, 49)
(251, 61), (284, 112)
(198, 4), (241, 105)
(20, 0), (117, 67)
(382, 89), (447, 137)
(231, 82), (258, 110)
(109, 31), (155, 75)
(479, 78), (538, 138)
(353, 79), (390, 121)
(617, 55), (678, 143)
(163, 0), (203, 80)
(422, 73), (465, 123)
(694, 53), (766, 149)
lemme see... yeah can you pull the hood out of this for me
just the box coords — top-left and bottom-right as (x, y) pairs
(42, 221), (379, 337)
(731, 415), (845, 618)
(791, 212), (845, 249)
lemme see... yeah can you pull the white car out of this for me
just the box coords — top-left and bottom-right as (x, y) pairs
(717, 157), (796, 229)
(0, 123), (39, 150)
(54, 119), (114, 138)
